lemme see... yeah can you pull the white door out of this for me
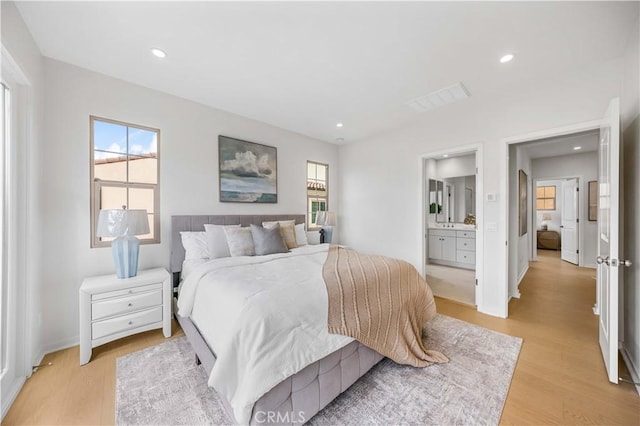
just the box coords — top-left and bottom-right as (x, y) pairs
(561, 178), (579, 264)
(597, 98), (626, 384)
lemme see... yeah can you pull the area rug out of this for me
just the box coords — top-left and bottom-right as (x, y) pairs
(115, 315), (522, 425)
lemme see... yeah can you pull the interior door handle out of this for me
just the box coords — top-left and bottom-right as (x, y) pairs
(620, 259), (633, 267)
(596, 256), (610, 266)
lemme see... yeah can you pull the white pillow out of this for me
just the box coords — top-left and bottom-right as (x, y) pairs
(180, 231), (209, 260)
(223, 227), (255, 257)
(204, 224), (241, 259)
(295, 223), (308, 246)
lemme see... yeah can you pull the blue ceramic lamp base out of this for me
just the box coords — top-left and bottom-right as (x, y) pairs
(112, 236), (141, 279)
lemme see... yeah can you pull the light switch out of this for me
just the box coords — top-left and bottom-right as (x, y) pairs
(486, 193), (497, 202)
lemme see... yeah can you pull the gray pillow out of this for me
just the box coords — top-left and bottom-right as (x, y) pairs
(250, 224), (289, 256)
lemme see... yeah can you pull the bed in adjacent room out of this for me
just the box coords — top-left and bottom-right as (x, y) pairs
(171, 215), (444, 425)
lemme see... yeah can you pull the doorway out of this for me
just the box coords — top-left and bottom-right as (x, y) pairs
(506, 130), (599, 299)
(421, 144), (483, 308)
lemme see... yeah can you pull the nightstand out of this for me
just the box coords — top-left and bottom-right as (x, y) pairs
(79, 268), (171, 365)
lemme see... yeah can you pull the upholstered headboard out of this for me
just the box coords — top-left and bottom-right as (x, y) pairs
(171, 214), (306, 283)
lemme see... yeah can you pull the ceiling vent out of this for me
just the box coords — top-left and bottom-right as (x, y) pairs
(406, 82), (470, 112)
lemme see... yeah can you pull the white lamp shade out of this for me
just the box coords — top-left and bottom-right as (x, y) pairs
(96, 209), (150, 238)
(323, 212), (337, 226)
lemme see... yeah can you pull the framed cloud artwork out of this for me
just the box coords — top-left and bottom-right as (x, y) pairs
(218, 135), (278, 203)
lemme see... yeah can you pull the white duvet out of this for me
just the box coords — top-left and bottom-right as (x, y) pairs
(177, 244), (353, 425)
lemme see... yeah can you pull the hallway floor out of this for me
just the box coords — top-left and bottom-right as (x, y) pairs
(437, 247), (639, 424)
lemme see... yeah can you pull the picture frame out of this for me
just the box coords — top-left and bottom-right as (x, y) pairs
(519, 169), (527, 236)
(218, 135), (278, 203)
(588, 180), (597, 221)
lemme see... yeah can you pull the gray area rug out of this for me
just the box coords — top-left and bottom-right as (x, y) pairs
(116, 315), (522, 425)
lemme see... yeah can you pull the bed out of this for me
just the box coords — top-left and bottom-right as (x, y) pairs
(171, 215), (385, 425)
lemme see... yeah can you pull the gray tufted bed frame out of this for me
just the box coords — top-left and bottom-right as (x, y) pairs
(171, 215), (384, 425)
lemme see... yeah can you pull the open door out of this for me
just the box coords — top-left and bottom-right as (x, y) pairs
(597, 98), (626, 384)
(561, 178), (579, 264)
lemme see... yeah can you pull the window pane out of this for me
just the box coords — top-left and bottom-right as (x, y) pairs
(129, 187), (154, 214)
(536, 187), (545, 198)
(94, 155), (127, 182)
(94, 120), (127, 157)
(128, 156), (158, 184)
(99, 185), (127, 210)
(545, 199), (555, 210)
(536, 199), (545, 210)
(136, 213), (154, 240)
(307, 163), (316, 180)
(128, 128), (157, 156)
(545, 186), (556, 198)
(317, 164), (327, 181)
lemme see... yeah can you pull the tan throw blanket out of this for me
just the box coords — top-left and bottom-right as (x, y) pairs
(322, 245), (448, 367)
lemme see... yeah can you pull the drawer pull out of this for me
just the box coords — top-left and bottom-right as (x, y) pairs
(128, 303), (133, 307)
(128, 321), (133, 325)
(128, 290), (133, 294)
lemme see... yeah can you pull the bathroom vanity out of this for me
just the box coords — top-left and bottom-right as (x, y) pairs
(428, 226), (475, 270)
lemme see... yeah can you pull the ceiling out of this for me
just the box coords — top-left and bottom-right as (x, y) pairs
(520, 131), (599, 159)
(15, 1), (638, 144)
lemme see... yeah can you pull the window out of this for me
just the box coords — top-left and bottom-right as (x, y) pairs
(307, 161), (328, 229)
(536, 185), (556, 210)
(90, 116), (160, 247)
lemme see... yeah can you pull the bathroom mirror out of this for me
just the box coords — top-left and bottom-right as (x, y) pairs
(429, 175), (475, 223)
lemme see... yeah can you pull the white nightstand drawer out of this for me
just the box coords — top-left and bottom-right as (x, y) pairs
(456, 250), (476, 265)
(92, 289), (162, 321)
(456, 237), (476, 251)
(91, 282), (162, 301)
(92, 306), (162, 340)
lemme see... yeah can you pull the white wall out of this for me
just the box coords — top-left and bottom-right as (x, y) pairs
(535, 179), (564, 233)
(508, 145), (532, 298)
(435, 154), (475, 178)
(621, 12), (640, 389)
(41, 59), (339, 352)
(532, 150), (599, 268)
(339, 55), (624, 318)
(1, 0), (45, 373)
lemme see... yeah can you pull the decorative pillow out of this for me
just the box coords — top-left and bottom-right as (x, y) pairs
(250, 224), (288, 256)
(204, 224), (241, 259)
(223, 227), (255, 257)
(262, 220), (298, 249)
(295, 223), (308, 246)
(180, 231), (209, 260)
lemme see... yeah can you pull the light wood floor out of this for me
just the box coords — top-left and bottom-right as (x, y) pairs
(4, 251), (639, 425)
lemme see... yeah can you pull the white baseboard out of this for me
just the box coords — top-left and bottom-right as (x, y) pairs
(510, 264), (528, 299)
(620, 344), (640, 396)
(582, 263), (597, 269)
(42, 335), (79, 356)
(1, 376), (26, 420)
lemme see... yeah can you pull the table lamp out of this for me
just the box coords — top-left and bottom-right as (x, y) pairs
(541, 213), (552, 231)
(96, 207), (150, 279)
(317, 211), (336, 244)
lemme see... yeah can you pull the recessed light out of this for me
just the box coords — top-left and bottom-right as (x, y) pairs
(573, 146), (582, 150)
(500, 53), (515, 64)
(336, 123), (343, 128)
(151, 48), (167, 58)
(443, 154), (449, 158)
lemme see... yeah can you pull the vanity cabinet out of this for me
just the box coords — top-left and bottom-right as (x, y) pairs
(428, 228), (475, 270)
(428, 230), (456, 262)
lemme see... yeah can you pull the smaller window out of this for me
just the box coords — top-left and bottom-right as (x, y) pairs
(536, 185), (556, 210)
(307, 161), (328, 229)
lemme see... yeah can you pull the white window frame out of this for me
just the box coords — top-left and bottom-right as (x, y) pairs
(307, 161), (328, 230)
(90, 116), (160, 248)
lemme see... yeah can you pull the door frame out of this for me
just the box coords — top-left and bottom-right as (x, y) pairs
(501, 119), (601, 315)
(1, 45), (34, 419)
(420, 143), (484, 310)
(531, 175), (588, 266)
